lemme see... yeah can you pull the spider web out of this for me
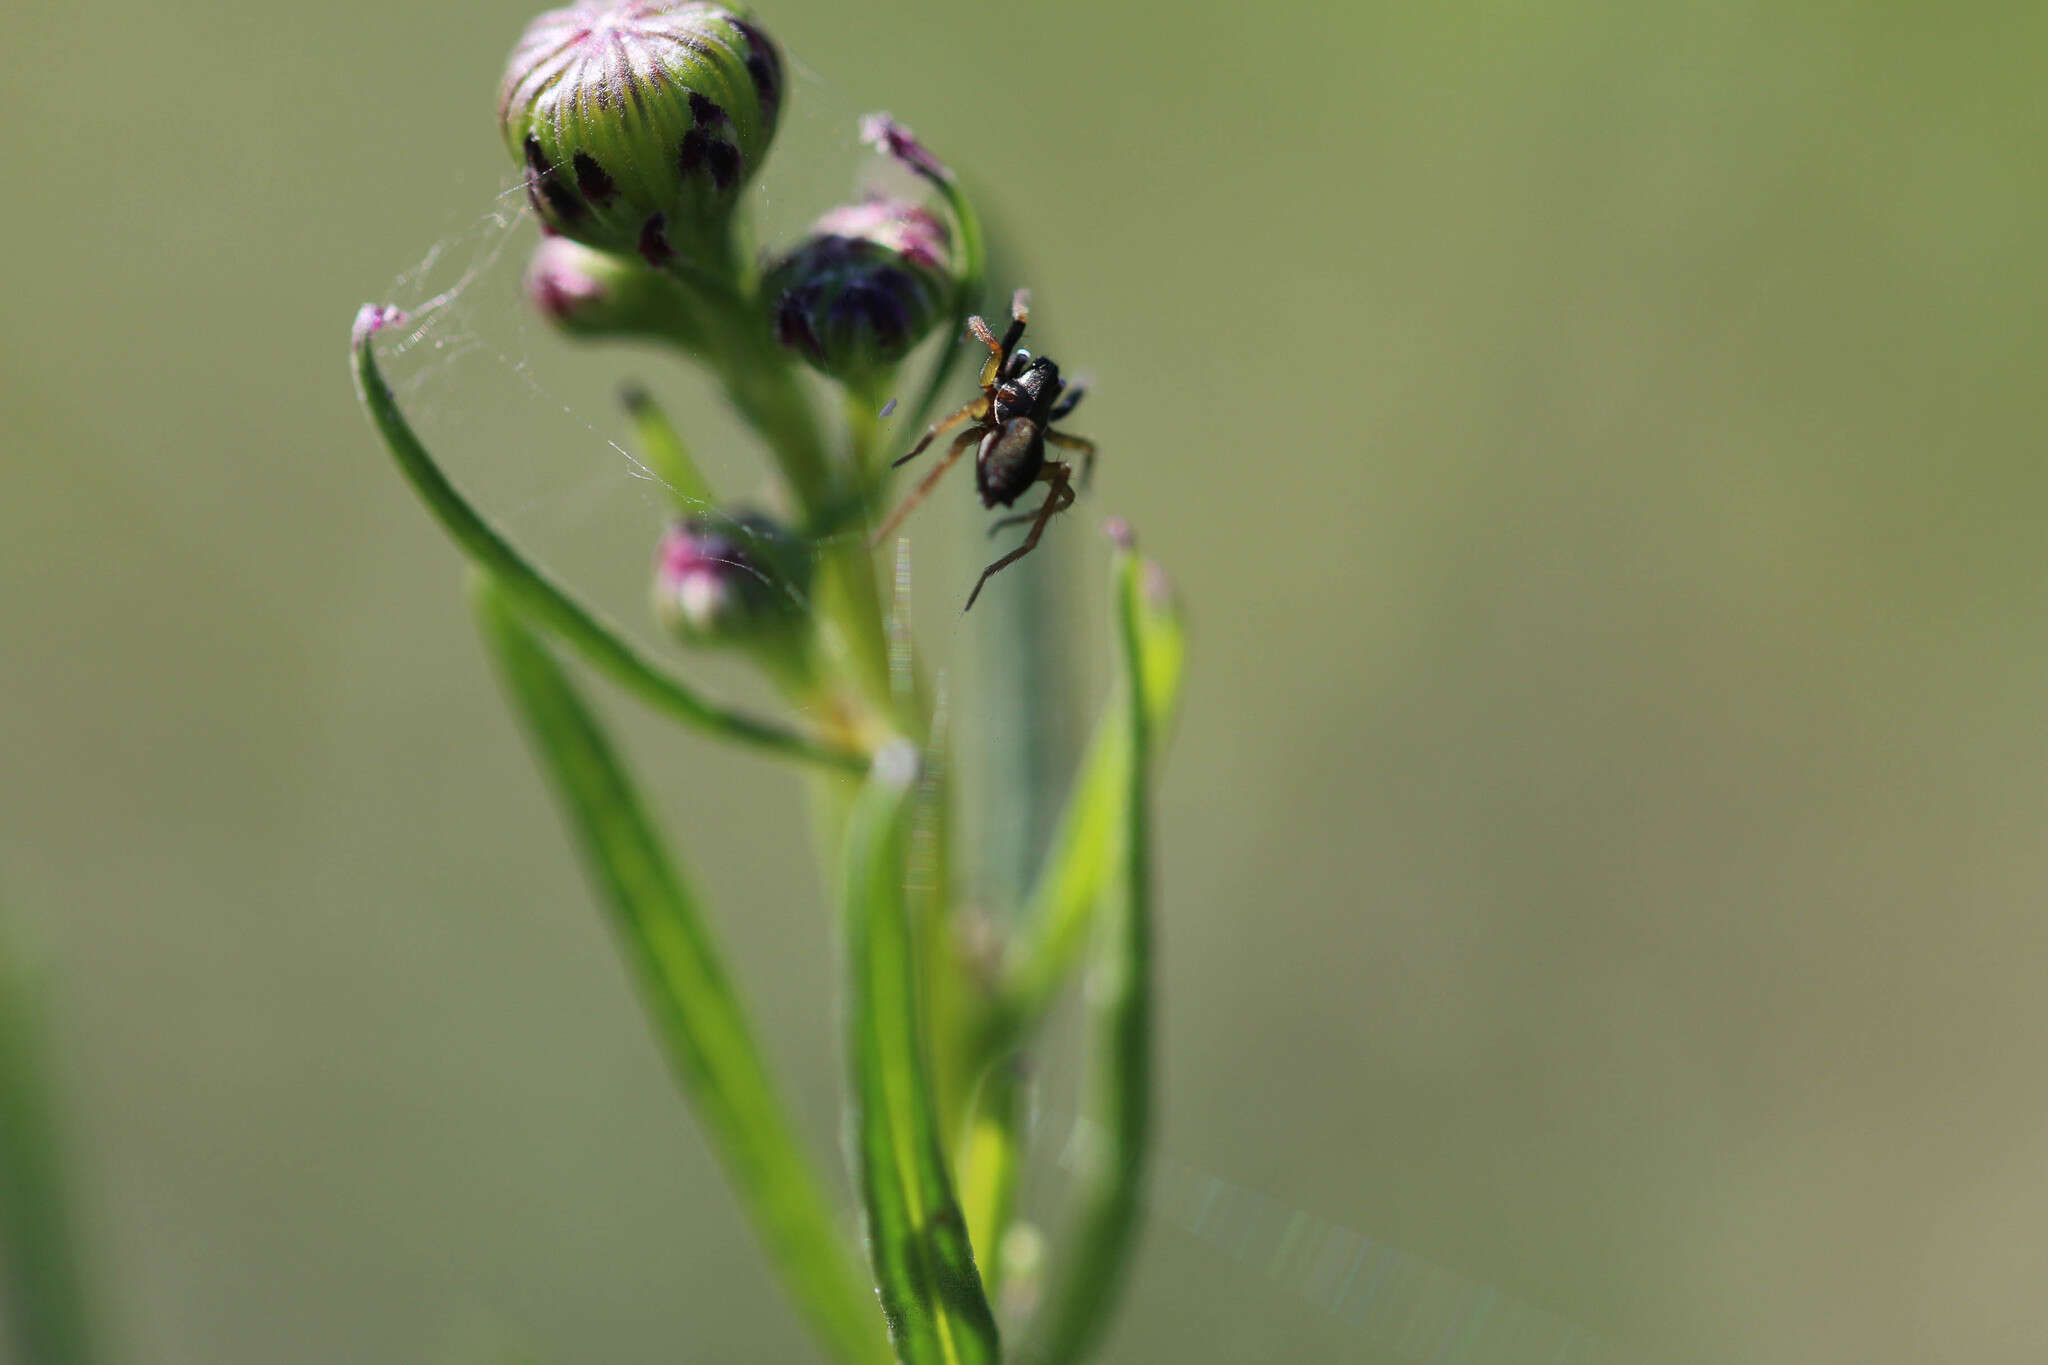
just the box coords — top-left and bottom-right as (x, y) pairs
(364, 49), (901, 641)
(368, 188), (826, 639)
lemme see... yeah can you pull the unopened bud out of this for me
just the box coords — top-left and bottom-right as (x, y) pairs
(524, 236), (702, 341)
(763, 198), (954, 388)
(498, 2), (784, 267)
(651, 511), (809, 649)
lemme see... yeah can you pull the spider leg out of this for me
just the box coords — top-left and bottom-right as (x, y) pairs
(1048, 382), (1087, 421)
(964, 462), (1074, 611)
(1044, 429), (1098, 489)
(894, 394), (990, 468)
(967, 314), (1006, 387)
(984, 475), (1078, 537)
(872, 426), (983, 546)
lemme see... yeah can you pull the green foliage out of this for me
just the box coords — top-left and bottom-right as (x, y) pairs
(842, 750), (1001, 1364)
(345, 9), (1186, 1360)
(471, 577), (890, 1365)
(1022, 537), (1170, 1365)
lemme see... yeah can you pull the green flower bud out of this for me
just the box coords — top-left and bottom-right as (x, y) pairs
(652, 511), (809, 650)
(498, 2), (784, 267)
(525, 236), (703, 342)
(762, 198), (955, 388)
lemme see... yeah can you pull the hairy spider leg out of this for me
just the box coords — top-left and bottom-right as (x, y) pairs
(964, 462), (1075, 611)
(1048, 382), (1087, 421)
(893, 393), (990, 468)
(1045, 428), (1098, 489)
(872, 426), (983, 546)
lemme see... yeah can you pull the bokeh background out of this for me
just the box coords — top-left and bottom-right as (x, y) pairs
(6, 1), (2048, 1362)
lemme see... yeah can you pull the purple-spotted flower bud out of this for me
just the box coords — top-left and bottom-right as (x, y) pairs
(525, 236), (704, 342)
(498, 2), (784, 268)
(762, 198), (955, 388)
(652, 511), (809, 650)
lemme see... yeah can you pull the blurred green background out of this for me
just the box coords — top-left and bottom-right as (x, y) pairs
(6, 1), (2048, 1361)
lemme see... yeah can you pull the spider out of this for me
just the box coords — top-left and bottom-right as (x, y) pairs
(869, 289), (1097, 610)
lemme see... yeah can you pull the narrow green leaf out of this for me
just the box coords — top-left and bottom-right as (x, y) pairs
(351, 306), (861, 774)
(995, 557), (1185, 1036)
(956, 1058), (1024, 1298)
(471, 577), (890, 1365)
(0, 935), (99, 1365)
(1024, 535), (1169, 1365)
(844, 745), (1001, 1365)
(620, 384), (717, 512)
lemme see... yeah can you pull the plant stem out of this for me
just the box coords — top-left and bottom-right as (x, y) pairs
(843, 746), (1001, 1365)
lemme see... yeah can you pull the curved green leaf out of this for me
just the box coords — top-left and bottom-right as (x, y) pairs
(471, 577), (889, 1365)
(996, 553), (1185, 1036)
(351, 306), (860, 774)
(1024, 537), (1170, 1365)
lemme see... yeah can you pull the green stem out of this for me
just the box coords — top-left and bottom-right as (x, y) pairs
(718, 347), (835, 519)
(471, 578), (891, 1365)
(349, 307), (860, 773)
(844, 747), (1001, 1365)
(812, 401), (897, 725)
(665, 281), (897, 724)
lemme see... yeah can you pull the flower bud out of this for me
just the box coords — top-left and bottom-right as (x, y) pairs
(525, 236), (704, 341)
(498, 2), (784, 267)
(652, 511), (809, 650)
(762, 198), (954, 387)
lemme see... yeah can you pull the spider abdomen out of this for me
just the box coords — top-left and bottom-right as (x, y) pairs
(976, 419), (1044, 507)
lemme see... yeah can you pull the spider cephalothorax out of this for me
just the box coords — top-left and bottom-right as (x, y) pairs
(871, 290), (1097, 609)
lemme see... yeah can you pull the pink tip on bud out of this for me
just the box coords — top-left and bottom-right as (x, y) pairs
(352, 303), (407, 348)
(859, 113), (950, 184)
(525, 238), (611, 322)
(1105, 516), (1135, 552)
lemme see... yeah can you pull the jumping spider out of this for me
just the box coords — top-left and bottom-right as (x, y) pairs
(870, 289), (1097, 610)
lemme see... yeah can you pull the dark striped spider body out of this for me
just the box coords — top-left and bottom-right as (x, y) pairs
(871, 290), (1096, 609)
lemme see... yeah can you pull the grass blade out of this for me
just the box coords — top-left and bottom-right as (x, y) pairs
(471, 576), (890, 1365)
(843, 745), (1001, 1365)
(1023, 528), (1171, 1365)
(352, 305), (861, 774)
